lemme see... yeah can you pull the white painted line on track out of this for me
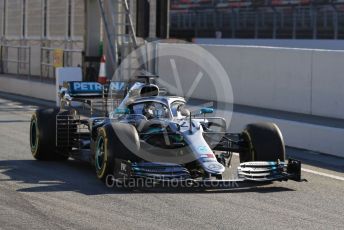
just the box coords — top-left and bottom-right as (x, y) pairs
(6, 103), (24, 108)
(301, 168), (344, 181)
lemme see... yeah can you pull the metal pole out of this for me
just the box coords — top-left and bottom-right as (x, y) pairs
(48, 49), (50, 79)
(0, 43), (3, 74)
(195, 11), (199, 38)
(28, 47), (31, 79)
(0, 44), (1, 74)
(312, 6), (317, 39)
(5, 45), (8, 73)
(292, 7), (296, 39)
(40, 47), (43, 81)
(272, 8), (277, 39)
(17, 47), (20, 75)
(3, 0), (6, 37)
(4, 46), (8, 73)
(231, 11), (235, 38)
(98, 0), (117, 71)
(332, 5), (338, 39)
(254, 11), (258, 39)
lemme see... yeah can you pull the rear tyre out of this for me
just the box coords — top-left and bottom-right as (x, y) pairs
(94, 123), (140, 181)
(240, 122), (285, 163)
(30, 108), (69, 161)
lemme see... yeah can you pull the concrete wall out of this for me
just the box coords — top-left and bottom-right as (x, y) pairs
(312, 51), (344, 119)
(157, 43), (344, 120)
(194, 39), (344, 51)
(229, 112), (344, 158)
(28, 42), (42, 76)
(0, 75), (55, 101)
(206, 45), (313, 115)
(156, 43), (344, 157)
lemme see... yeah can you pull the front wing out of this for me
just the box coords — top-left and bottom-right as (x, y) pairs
(112, 158), (302, 187)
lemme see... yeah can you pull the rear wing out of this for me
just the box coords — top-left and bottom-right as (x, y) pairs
(63, 81), (127, 98)
(58, 81), (127, 117)
(67, 82), (103, 98)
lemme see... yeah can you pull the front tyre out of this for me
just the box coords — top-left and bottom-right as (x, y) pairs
(240, 122), (285, 162)
(95, 125), (115, 181)
(94, 123), (140, 182)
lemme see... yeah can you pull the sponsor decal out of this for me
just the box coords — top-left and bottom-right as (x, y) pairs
(206, 153), (215, 158)
(200, 158), (216, 162)
(120, 163), (127, 171)
(110, 81), (126, 91)
(199, 153), (216, 162)
(198, 146), (209, 153)
(53, 48), (64, 68)
(114, 160), (131, 178)
(70, 82), (103, 94)
(200, 153), (215, 159)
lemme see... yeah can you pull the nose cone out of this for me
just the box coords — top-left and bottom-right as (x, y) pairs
(202, 161), (225, 174)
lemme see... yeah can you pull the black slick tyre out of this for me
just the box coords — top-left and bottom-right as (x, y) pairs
(240, 122), (285, 162)
(94, 123), (140, 181)
(30, 108), (69, 161)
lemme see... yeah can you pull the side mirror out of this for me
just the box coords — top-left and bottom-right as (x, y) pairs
(200, 108), (214, 114)
(58, 87), (68, 98)
(181, 108), (191, 117)
(178, 105), (191, 117)
(114, 108), (130, 115)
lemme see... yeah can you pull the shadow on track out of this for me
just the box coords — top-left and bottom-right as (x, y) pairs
(287, 148), (344, 173)
(0, 120), (30, 123)
(0, 159), (295, 195)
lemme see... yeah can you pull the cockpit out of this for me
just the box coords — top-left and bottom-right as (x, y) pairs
(128, 101), (171, 119)
(125, 100), (188, 120)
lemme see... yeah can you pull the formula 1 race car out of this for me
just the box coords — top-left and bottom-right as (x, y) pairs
(29, 75), (301, 187)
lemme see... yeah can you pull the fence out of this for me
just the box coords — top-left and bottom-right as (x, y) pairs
(170, 3), (344, 39)
(0, 43), (83, 81)
(0, 44), (31, 77)
(40, 47), (83, 81)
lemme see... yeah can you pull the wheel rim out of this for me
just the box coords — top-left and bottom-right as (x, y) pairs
(30, 119), (38, 152)
(95, 136), (105, 171)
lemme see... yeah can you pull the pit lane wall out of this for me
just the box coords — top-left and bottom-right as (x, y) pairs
(157, 44), (344, 120)
(157, 44), (344, 157)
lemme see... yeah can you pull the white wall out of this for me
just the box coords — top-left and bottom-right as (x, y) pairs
(204, 45), (313, 114)
(311, 50), (344, 119)
(156, 43), (344, 157)
(229, 112), (344, 158)
(195, 39), (344, 51)
(157, 43), (344, 120)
